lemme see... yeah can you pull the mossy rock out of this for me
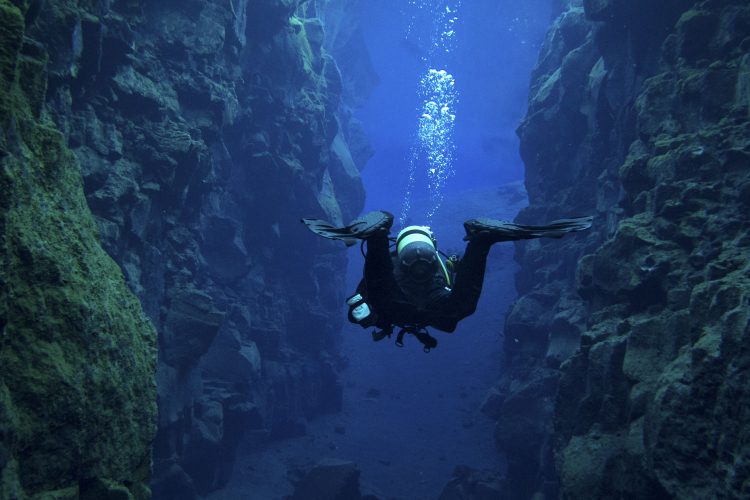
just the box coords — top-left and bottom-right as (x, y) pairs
(0, 1), (24, 114)
(0, 0), (157, 496)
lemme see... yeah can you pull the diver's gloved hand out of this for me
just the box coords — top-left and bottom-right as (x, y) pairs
(463, 215), (593, 243)
(301, 210), (394, 246)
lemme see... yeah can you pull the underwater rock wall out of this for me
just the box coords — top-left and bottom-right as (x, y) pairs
(14, 0), (368, 497)
(0, 1), (157, 498)
(493, 0), (750, 498)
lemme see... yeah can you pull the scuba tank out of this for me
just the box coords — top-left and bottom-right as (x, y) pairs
(394, 226), (454, 308)
(395, 226), (439, 284)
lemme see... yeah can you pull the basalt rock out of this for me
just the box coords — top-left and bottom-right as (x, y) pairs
(18, 0), (369, 497)
(438, 465), (504, 500)
(0, 1), (157, 497)
(290, 460), (370, 500)
(496, 0), (750, 498)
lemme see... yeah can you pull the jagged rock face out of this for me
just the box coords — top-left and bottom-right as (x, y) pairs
(496, 0), (750, 498)
(0, 1), (157, 498)
(18, 0), (368, 497)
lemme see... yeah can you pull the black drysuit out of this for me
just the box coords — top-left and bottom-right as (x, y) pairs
(361, 231), (492, 333)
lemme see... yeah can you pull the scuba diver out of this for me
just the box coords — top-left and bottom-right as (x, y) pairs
(301, 211), (592, 352)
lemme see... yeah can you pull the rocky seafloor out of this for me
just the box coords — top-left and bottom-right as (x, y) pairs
(1, 0), (749, 499)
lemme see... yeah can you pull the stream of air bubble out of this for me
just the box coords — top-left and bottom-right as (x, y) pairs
(400, 0), (461, 226)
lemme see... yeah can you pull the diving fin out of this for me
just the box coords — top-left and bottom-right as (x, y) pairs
(301, 210), (394, 246)
(301, 218), (359, 246)
(463, 215), (593, 242)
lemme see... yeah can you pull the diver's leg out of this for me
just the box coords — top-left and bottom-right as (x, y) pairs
(444, 239), (492, 320)
(436, 216), (593, 325)
(363, 231), (397, 302)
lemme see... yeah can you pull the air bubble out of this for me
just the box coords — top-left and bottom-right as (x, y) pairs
(400, 0), (462, 225)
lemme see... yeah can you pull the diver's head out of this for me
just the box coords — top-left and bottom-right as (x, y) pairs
(396, 226), (438, 283)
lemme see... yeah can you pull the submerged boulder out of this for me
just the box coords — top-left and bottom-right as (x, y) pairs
(290, 460), (365, 500)
(438, 465), (504, 500)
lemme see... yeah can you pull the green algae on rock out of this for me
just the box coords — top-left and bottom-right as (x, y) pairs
(493, 0), (750, 498)
(0, 0), (157, 497)
(16, 0), (370, 495)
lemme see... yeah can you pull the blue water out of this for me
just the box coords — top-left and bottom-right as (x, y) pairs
(211, 2), (555, 498)
(340, 1), (554, 498)
(358, 0), (554, 215)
